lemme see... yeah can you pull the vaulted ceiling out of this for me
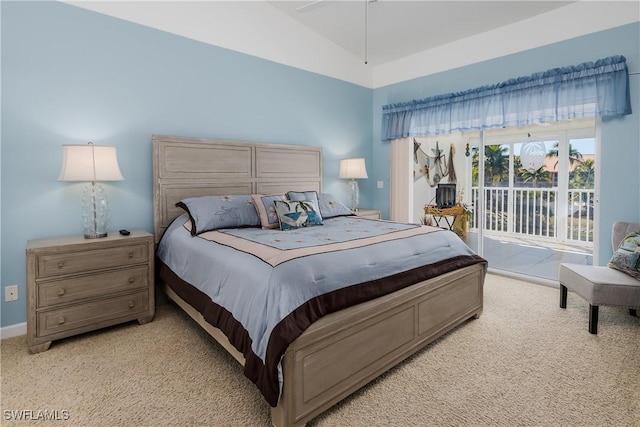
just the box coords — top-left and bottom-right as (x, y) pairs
(65, 1), (638, 88)
(268, 1), (573, 65)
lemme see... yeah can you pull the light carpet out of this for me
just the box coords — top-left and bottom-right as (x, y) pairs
(1, 274), (639, 426)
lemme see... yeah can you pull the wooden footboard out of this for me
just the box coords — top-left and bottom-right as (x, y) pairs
(162, 262), (484, 427)
(271, 263), (484, 427)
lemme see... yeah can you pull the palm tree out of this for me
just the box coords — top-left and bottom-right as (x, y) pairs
(521, 166), (552, 188)
(471, 144), (511, 186)
(571, 159), (595, 189)
(483, 145), (510, 186)
(547, 142), (584, 170)
(513, 155), (525, 186)
(513, 155), (522, 172)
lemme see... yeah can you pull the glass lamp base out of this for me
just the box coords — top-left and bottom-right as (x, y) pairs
(348, 179), (360, 211)
(81, 183), (110, 239)
(84, 232), (108, 239)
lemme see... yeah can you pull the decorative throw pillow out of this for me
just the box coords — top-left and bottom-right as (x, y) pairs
(317, 192), (353, 218)
(607, 231), (640, 279)
(286, 191), (323, 222)
(176, 195), (260, 236)
(251, 194), (287, 229)
(274, 200), (323, 231)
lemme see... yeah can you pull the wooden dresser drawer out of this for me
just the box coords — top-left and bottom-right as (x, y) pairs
(37, 266), (149, 308)
(37, 243), (149, 278)
(37, 291), (149, 337)
(27, 231), (155, 353)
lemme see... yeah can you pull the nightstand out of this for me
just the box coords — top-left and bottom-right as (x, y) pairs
(26, 230), (154, 353)
(353, 208), (382, 220)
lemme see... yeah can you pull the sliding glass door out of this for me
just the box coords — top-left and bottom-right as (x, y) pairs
(468, 120), (596, 281)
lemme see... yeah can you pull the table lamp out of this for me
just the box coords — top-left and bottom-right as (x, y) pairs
(58, 142), (124, 239)
(339, 158), (368, 211)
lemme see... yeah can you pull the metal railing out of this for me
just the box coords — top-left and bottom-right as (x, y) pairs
(470, 187), (594, 245)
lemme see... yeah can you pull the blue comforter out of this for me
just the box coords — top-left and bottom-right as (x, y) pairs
(156, 214), (485, 406)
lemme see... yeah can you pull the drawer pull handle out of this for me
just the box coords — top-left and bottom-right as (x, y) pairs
(57, 262), (65, 269)
(128, 252), (134, 258)
(128, 301), (135, 308)
(58, 316), (65, 325)
(57, 289), (65, 296)
(128, 277), (135, 284)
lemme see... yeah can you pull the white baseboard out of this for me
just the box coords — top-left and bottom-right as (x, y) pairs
(1, 322), (27, 339)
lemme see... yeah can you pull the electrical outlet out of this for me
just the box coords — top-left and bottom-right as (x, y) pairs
(377, 180), (384, 189)
(5, 285), (18, 302)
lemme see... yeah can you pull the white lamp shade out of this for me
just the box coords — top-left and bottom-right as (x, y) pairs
(58, 144), (124, 182)
(339, 158), (368, 179)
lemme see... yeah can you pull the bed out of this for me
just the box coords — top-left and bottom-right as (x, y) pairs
(152, 134), (487, 426)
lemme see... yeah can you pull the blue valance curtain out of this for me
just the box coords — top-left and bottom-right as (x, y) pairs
(381, 55), (632, 141)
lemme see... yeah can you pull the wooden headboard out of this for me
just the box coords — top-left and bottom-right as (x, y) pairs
(152, 135), (323, 243)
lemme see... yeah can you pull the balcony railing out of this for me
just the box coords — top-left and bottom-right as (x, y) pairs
(470, 187), (594, 246)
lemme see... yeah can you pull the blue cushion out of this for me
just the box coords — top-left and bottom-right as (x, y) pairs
(274, 200), (323, 230)
(176, 195), (260, 236)
(317, 192), (353, 218)
(251, 194), (287, 229)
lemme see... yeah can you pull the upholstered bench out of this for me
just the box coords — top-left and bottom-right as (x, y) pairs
(559, 221), (640, 334)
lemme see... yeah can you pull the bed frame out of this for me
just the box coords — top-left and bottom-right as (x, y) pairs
(152, 134), (485, 426)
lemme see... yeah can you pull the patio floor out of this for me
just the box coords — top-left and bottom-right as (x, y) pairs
(463, 232), (593, 282)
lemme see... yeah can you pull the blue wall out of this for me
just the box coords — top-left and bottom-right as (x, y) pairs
(372, 22), (640, 261)
(1, 2), (372, 327)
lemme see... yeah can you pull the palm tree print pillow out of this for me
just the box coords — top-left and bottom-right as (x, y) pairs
(274, 200), (323, 231)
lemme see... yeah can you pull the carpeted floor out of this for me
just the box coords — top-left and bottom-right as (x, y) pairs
(1, 274), (639, 426)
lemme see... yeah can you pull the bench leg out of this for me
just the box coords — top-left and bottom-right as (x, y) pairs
(589, 305), (599, 334)
(559, 284), (567, 309)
